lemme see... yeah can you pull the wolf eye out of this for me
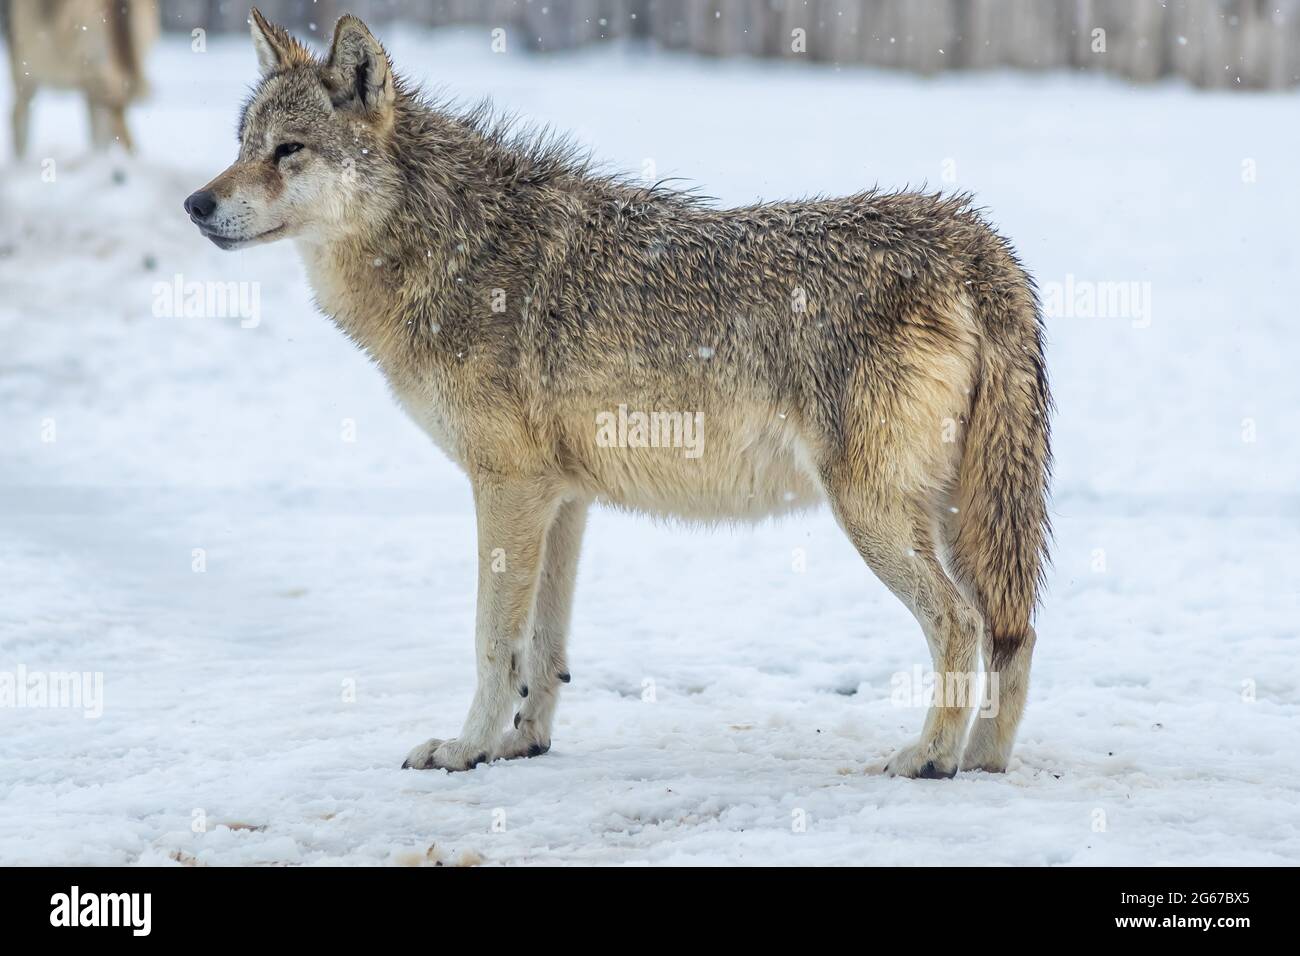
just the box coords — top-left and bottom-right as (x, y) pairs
(273, 142), (304, 162)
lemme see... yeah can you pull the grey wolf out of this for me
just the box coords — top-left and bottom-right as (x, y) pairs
(184, 10), (1052, 778)
(3, 0), (158, 156)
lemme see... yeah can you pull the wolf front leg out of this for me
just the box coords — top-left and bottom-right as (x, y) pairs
(404, 478), (561, 771)
(498, 498), (588, 759)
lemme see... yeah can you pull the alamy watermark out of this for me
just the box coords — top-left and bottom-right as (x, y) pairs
(152, 273), (261, 328)
(1041, 274), (1151, 328)
(595, 404), (704, 459)
(50, 886), (150, 936)
(0, 664), (103, 718)
(890, 666), (999, 717)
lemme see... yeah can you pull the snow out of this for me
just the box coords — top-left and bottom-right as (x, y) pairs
(1, 27), (1298, 866)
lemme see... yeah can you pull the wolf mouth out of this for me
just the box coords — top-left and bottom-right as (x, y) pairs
(198, 224), (285, 249)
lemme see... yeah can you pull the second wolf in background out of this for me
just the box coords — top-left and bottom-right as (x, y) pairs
(3, 0), (159, 156)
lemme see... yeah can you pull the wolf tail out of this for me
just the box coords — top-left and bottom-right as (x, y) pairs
(949, 264), (1052, 672)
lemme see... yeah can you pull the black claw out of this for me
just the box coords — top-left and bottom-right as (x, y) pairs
(519, 684), (528, 698)
(473, 752), (487, 767)
(917, 761), (957, 780)
(401, 759), (411, 769)
(559, 672), (571, 683)
(513, 711), (522, 728)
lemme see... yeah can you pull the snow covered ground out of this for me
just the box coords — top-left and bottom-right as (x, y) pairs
(1, 25), (1298, 866)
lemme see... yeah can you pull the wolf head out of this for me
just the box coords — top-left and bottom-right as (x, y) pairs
(184, 9), (400, 250)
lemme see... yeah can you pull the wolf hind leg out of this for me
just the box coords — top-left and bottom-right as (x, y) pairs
(827, 472), (981, 778)
(107, 104), (134, 153)
(86, 99), (110, 150)
(498, 498), (587, 760)
(960, 627), (1036, 772)
(11, 85), (33, 158)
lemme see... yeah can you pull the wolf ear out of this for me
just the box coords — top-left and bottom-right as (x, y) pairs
(323, 15), (395, 120)
(249, 8), (311, 77)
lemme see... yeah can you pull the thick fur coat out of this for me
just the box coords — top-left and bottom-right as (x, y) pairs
(185, 11), (1052, 778)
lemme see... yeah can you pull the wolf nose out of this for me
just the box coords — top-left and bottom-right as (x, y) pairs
(184, 190), (217, 221)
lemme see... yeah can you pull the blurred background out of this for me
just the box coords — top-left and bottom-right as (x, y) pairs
(1, 1), (1297, 866)
(166, 0), (1300, 88)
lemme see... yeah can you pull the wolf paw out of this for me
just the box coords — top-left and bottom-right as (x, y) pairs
(495, 726), (551, 761)
(958, 722), (1010, 773)
(402, 737), (490, 772)
(883, 740), (957, 779)
(958, 747), (1009, 773)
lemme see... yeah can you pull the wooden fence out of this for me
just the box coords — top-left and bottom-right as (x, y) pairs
(160, 0), (1300, 89)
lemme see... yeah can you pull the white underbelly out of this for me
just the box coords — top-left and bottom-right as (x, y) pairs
(576, 409), (825, 523)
